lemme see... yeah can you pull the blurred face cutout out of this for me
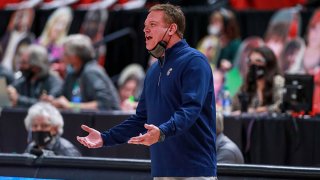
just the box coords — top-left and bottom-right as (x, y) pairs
(207, 13), (223, 35)
(308, 23), (320, 47)
(49, 16), (69, 42)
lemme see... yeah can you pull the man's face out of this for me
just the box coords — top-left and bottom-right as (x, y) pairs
(144, 11), (169, 50)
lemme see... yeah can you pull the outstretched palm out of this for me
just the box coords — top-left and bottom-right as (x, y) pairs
(77, 125), (103, 148)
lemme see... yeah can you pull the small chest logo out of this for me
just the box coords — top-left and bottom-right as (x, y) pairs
(167, 68), (173, 76)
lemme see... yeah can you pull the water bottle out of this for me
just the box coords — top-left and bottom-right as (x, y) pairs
(222, 91), (232, 116)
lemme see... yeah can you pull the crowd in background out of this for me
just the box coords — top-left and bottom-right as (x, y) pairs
(0, 0), (319, 161)
(198, 5), (320, 116)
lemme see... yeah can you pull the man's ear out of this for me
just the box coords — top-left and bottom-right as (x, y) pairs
(168, 23), (178, 36)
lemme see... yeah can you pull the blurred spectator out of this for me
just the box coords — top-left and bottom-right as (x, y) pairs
(224, 36), (264, 98)
(197, 33), (220, 69)
(207, 9), (241, 71)
(233, 37), (265, 78)
(303, 8), (320, 75)
(0, 8), (35, 72)
(7, 44), (63, 108)
(279, 38), (306, 74)
(37, 7), (73, 77)
(117, 63), (145, 112)
(264, 7), (302, 59)
(216, 111), (244, 164)
(24, 102), (81, 157)
(46, 34), (120, 111)
(304, 9), (320, 115)
(232, 46), (284, 114)
(80, 8), (108, 66)
(0, 65), (15, 85)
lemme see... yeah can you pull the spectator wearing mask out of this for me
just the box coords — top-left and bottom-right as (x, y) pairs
(24, 102), (81, 157)
(232, 46), (284, 114)
(7, 44), (63, 108)
(45, 34), (120, 111)
(216, 111), (244, 164)
(210, 9), (241, 71)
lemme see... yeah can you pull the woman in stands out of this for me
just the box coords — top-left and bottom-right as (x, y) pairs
(232, 46), (284, 114)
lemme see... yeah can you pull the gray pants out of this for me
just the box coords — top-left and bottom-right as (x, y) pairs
(154, 177), (217, 180)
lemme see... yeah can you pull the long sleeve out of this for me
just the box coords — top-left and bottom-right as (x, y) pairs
(101, 81), (148, 146)
(158, 56), (213, 137)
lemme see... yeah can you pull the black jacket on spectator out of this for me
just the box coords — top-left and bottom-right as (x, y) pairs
(13, 72), (63, 107)
(63, 60), (120, 110)
(0, 65), (14, 85)
(25, 136), (81, 157)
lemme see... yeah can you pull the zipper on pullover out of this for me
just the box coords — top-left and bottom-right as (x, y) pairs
(158, 56), (165, 87)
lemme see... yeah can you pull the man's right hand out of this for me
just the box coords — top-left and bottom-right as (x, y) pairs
(77, 125), (103, 148)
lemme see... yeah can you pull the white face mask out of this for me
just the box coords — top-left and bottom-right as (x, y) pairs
(208, 25), (221, 35)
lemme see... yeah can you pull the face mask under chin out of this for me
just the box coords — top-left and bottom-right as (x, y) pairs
(148, 41), (167, 59)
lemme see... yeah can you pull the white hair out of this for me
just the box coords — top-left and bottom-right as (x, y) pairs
(24, 102), (64, 135)
(63, 34), (95, 62)
(27, 44), (49, 76)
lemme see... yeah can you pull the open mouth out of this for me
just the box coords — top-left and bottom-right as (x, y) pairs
(146, 36), (152, 41)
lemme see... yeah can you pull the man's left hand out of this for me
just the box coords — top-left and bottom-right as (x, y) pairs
(128, 124), (160, 146)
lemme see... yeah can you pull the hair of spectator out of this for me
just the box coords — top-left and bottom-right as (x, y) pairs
(211, 9), (241, 40)
(63, 34), (96, 63)
(24, 102), (64, 135)
(242, 46), (281, 106)
(39, 7), (73, 47)
(27, 44), (49, 75)
(149, 4), (185, 38)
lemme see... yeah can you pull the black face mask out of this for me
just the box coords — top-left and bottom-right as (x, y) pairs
(148, 26), (171, 59)
(21, 69), (34, 79)
(32, 131), (52, 146)
(248, 64), (265, 83)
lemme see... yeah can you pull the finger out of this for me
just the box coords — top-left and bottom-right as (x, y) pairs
(77, 137), (88, 147)
(81, 125), (93, 133)
(128, 139), (143, 144)
(144, 124), (155, 130)
(130, 133), (148, 141)
(128, 136), (145, 144)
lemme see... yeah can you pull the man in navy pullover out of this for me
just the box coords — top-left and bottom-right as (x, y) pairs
(77, 4), (217, 179)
